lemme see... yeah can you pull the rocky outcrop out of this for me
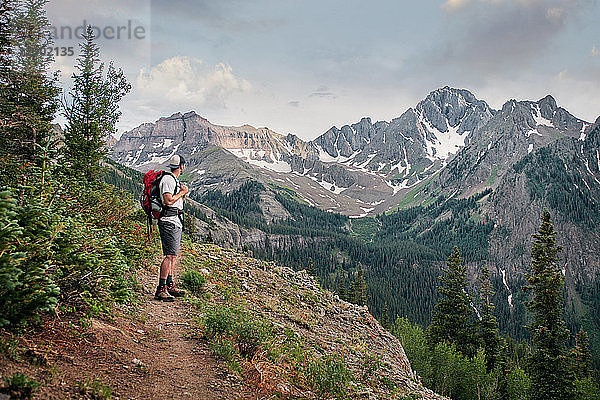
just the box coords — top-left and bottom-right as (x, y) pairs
(195, 243), (447, 399)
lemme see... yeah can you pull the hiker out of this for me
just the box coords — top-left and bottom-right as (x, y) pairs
(155, 154), (189, 301)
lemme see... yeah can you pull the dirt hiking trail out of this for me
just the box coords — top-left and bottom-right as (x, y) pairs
(0, 262), (260, 400)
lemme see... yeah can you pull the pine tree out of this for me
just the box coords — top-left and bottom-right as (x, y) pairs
(428, 247), (479, 357)
(0, 188), (60, 326)
(0, 0), (13, 136)
(381, 301), (391, 330)
(183, 211), (197, 235)
(307, 257), (316, 276)
(524, 210), (575, 399)
(0, 1), (12, 68)
(0, 0), (59, 170)
(337, 270), (346, 301)
(62, 25), (130, 181)
(571, 328), (591, 380)
(494, 340), (511, 400)
(351, 266), (367, 306)
(478, 264), (501, 371)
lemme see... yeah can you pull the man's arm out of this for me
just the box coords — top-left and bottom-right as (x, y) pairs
(163, 184), (189, 206)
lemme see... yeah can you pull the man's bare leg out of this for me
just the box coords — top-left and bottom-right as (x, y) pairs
(167, 255), (176, 281)
(160, 256), (170, 279)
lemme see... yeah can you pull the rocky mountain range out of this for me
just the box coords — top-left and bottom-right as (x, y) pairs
(109, 87), (598, 292)
(110, 87), (499, 215)
(110, 87), (591, 217)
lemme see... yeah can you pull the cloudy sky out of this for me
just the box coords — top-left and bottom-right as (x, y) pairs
(47, 0), (600, 140)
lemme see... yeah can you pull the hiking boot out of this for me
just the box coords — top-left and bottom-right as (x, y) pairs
(154, 285), (175, 302)
(167, 282), (186, 297)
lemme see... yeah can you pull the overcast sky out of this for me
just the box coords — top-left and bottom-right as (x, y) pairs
(47, 0), (600, 140)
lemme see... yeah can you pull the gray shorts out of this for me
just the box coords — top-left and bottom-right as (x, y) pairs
(158, 220), (182, 256)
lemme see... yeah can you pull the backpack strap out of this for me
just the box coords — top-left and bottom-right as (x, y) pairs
(161, 206), (181, 217)
(157, 172), (183, 220)
(159, 171), (180, 195)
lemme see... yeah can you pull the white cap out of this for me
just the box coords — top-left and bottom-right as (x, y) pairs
(167, 154), (185, 169)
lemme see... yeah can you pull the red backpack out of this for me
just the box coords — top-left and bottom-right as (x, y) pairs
(140, 170), (173, 234)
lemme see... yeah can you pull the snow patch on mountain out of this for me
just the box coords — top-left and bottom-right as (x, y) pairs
(317, 145), (360, 164)
(579, 123), (588, 141)
(532, 104), (554, 128)
(418, 113), (467, 160)
(228, 148), (292, 173)
(138, 144), (181, 167)
(356, 153), (378, 169)
(501, 269), (513, 307)
(350, 206), (376, 219)
(307, 175), (348, 194)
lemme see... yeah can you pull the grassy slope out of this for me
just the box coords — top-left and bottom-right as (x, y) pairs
(180, 240), (446, 399)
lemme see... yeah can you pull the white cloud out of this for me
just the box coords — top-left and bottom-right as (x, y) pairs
(558, 69), (569, 80)
(592, 45), (600, 57)
(115, 57), (251, 135)
(135, 56), (250, 108)
(545, 6), (565, 23)
(442, 0), (473, 11)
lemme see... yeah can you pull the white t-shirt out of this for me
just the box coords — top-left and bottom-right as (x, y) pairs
(159, 173), (183, 228)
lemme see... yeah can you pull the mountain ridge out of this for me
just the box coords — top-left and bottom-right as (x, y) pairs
(110, 87), (514, 216)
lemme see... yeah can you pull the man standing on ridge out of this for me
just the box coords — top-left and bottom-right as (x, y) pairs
(155, 154), (188, 301)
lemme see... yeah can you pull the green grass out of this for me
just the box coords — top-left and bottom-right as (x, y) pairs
(202, 304), (271, 358)
(0, 337), (23, 361)
(306, 355), (351, 398)
(181, 269), (206, 295)
(77, 378), (113, 399)
(270, 183), (310, 205)
(350, 217), (380, 241)
(469, 212), (484, 224)
(392, 171), (442, 211)
(2, 373), (41, 398)
(484, 166), (499, 186)
(394, 183), (426, 210)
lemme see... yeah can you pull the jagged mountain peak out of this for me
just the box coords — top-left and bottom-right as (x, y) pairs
(496, 95), (587, 136)
(415, 86), (494, 134)
(538, 94), (557, 112)
(584, 115), (600, 150)
(325, 116), (374, 133)
(111, 88), (594, 218)
(158, 110), (206, 122)
(159, 111), (183, 120)
(421, 86), (481, 108)
(314, 86), (495, 164)
(439, 93), (592, 202)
